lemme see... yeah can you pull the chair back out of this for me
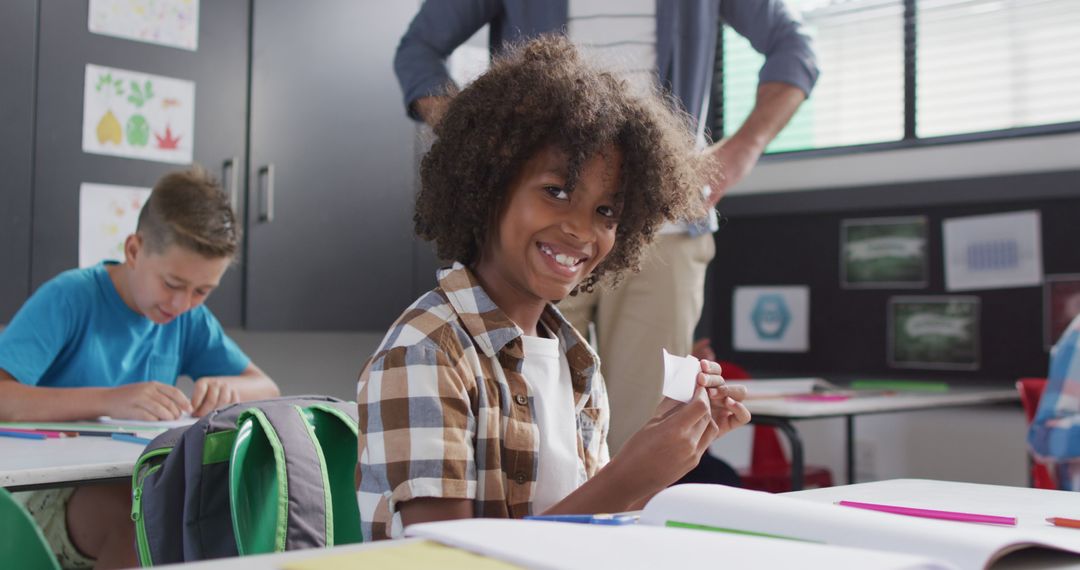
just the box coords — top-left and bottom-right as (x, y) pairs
(0, 488), (61, 570)
(1017, 378), (1048, 422)
(1015, 378), (1056, 490)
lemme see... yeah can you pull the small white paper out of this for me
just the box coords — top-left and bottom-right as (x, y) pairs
(88, 0), (199, 52)
(83, 63), (195, 164)
(733, 286), (810, 352)
(662, 349), (700, 403)
(943, 210), (1043, 291)
(79, 182), (151, 268)
(99, 413), (195, 429)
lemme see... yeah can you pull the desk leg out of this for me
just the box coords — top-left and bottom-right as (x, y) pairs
(846, 415), (855, 485)
(754, 418), (805, 491)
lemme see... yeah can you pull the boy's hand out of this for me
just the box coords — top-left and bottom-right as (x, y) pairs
(696, 359), (751, 436)
(191, 377), (240, 417)
(106, 382), (192, 421)
(614, 386), (719, 497)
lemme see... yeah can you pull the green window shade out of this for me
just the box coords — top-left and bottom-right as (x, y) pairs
(917, 0), (1080, 138)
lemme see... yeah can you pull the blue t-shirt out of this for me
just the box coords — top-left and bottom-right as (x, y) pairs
(0, 262), (249, 388)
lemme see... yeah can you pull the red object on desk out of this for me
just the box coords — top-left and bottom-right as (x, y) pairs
(1047, 517), (1080, 529)
(786, 394), (851, 402)
(1016, 378), (1056, 490)
(721, 362), (834, 494)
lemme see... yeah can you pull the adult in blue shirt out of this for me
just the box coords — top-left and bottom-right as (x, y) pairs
(394, 0), (819, 454)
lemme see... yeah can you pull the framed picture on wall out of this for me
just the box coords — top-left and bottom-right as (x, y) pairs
(888, 296), (980, 370)
(840, 216), (928, 289)
(1045, 274), (1080, 350)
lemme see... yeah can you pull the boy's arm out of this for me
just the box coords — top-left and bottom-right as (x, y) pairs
(0, 369), (190, 422)
(190, 363), (280, 417)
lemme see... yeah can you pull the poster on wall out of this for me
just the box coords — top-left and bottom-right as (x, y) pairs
(888, 296), (980, 370)
(732, 286), (810, 353)
(83, 64), (195, 165)
(841, 216), (928, 288)
(88, 0), (199, 51)
(1045, 274), (1080, 349)
(79, 182), (151, 268)
(942, 210), (1043, 292)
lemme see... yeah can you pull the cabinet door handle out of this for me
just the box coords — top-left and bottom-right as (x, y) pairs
(222, 157), (240, 212)
(257, 164), (275, 222)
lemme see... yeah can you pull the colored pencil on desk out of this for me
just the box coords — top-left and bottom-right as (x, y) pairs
(0, 427), (70, 438)
(0, 429), (48, 440)
(1047, 517), (1080, 529)
(837, 500), (1016, 525)
(67, 430), (137, 437)
(111, 433), (152, 445)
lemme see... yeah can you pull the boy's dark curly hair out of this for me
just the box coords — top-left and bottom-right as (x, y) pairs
(415, 35), (711, 292)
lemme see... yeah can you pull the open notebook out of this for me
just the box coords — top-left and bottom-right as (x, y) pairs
(406, 518), (948, 570)
(640, 484), (1080, 570)
(407, 484), (1080, 570)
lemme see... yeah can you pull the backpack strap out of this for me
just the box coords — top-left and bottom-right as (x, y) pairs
(232, 404), (334, 553)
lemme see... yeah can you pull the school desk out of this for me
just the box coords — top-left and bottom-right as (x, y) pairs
(744, 385), (1020, 490)
(0, 425), (163, 491)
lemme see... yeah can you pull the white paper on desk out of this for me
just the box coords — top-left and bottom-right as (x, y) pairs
(406, 518), (945, 570)
(98, 414), (196, 429)
(943, 210), (1043, 292)
(662, 349), (700, 403)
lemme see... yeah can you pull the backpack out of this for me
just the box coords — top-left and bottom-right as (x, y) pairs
(130, 395), (362, 566)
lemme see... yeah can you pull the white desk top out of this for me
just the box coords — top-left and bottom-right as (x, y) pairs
(745, 387), (1018, 419)
(0, 427), (163, 489)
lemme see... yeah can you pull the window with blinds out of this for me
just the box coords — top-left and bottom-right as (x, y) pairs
(917, 0), (1080, 138)
(717, 0), (1080, 154)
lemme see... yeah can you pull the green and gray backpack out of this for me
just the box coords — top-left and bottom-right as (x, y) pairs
(131, 395), (362, 566)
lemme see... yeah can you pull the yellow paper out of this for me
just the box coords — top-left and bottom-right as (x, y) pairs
(281, 540), (521, 570)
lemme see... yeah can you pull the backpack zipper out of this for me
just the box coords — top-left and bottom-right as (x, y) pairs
(131, 448), (172, 566)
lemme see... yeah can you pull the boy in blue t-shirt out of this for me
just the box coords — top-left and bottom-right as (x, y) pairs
(0, 167), (279, 568)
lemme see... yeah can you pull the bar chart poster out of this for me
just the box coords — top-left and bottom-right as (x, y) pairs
(888, 296), (980, 370)
(942, 210), (1042, 292)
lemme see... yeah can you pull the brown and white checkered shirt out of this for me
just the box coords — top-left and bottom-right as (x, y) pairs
(357, 263), (611, 540)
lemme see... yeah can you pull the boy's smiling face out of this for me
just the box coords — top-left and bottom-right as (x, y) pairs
(476, 145), (621, 311)
(121, 235), (231, 324)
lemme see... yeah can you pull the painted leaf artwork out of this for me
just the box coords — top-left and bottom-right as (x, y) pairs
(88, 0), (199, 51)
(79, 182), (152, 269)
(83, 64), (195, 164)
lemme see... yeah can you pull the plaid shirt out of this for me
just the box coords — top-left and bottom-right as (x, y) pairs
(1029, 314), (1080, 489)
(357, 262), (611, 540)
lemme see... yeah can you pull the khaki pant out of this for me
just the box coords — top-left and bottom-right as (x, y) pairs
(558, 232), (715, 452)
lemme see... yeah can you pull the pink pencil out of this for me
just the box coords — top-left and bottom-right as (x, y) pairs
(837, 500), (1016, 525)
(0, 427), (71, 438)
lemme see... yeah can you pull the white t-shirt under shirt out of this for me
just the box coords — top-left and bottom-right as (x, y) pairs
(567, 0), (657, 96)
(567, 0), (716, 235)
(520, 328), (587, 514)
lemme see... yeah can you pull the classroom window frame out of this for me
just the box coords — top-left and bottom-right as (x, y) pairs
(710, 0), (1080, 161)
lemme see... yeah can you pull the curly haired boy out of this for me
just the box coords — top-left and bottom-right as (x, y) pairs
(357, 36), (750, 541)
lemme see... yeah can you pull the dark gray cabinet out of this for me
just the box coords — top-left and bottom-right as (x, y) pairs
(0, 0), (36, 322)
(31, 0), (248, 326)
(245, 0), (419, 330)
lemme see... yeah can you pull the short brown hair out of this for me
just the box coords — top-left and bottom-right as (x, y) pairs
(137, 166), (240, 259)
(414, 35), (708, 291)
